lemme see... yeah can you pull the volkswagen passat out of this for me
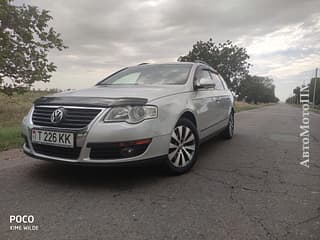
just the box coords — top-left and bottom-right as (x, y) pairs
(22, 62), (234, 174)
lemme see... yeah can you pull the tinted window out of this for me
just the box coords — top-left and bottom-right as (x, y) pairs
(210, 72), (225, 90)
(197, 70), (211, 80)
(98, 64), (192, 85)
(218, 75), (228, 89)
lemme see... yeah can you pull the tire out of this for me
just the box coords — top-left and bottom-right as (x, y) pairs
(222, 111), (234, 139)
(164, 118), (199, 175)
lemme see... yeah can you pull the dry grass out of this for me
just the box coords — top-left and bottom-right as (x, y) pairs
(0, 92), (47, 128)
(0, 91), (52, 151)
(234, 101), (275, 112)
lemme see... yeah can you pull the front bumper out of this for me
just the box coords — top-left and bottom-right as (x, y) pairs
(22, 107), (171, 164)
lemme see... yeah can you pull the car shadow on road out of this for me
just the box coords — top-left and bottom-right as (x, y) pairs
(29, 160), (169, 191)
(28, 136), (231, 190)
(198, 135), (231, 154)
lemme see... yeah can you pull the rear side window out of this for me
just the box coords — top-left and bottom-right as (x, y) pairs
(210, 72), (225, 90)
(218, 75), (228, 89)
(195, 69), (212, 80)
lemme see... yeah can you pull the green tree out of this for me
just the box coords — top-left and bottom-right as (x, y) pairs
(286, 95), (296, 104)
(0, 0), (67, 95)
(178, 38), (251, 92)
(309, 77), (320, 105)
(293, 86), (301, 104)
(238, 75), (278, 104)
(286, 78), (320, 107)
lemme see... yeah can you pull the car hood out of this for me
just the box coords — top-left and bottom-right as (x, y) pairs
(51, 85), (186, 101)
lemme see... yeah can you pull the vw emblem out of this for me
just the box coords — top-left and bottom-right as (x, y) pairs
(51, 108), (64, 124)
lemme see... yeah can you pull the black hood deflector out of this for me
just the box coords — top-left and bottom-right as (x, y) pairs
(34, 96), (148, 108)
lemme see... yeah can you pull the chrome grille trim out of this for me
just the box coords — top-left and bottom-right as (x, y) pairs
(32, 105), (104, 129)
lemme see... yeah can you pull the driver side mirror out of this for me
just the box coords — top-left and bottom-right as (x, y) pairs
(195, 78), (215, 89)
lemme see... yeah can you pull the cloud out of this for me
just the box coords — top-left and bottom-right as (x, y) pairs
(238, 14), (320, 100)
(22, 0), (320, 100)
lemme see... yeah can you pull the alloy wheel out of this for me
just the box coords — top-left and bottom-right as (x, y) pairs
(229, 114), (234, 136)
(168, 125), (196, 168)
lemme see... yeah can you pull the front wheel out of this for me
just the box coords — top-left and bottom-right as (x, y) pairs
(164, 118), (199, 175)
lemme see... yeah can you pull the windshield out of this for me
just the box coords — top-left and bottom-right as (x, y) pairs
(98, 64), (192, 85)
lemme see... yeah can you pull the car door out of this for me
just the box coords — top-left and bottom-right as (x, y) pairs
(209, 71), (230, 124)
(192, 67), (220, 138)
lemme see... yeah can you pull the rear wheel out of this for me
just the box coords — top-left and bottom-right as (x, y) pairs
(164, 118), (199, 174)
(222, 111), (234, 139)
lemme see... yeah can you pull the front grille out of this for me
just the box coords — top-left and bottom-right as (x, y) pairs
(32, 106), (101, 128)
(89, 143), (149, 160)
(32, 144), (81, 159)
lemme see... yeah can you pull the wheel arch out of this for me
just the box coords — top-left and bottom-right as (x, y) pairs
(231, 106), (234, 115)
(178, 110), (197, 128)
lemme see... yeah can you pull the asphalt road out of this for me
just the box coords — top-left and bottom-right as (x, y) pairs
(0, 104), (319, 240)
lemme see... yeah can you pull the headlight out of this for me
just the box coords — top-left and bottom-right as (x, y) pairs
(104, 105), (158, 124)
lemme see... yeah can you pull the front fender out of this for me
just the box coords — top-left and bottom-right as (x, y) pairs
(149, 92), (198, 135)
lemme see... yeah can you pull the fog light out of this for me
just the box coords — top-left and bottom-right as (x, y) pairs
(120, 147), (136, 158)
(119, 139), (152, 158)
(88, 138), (152, 160)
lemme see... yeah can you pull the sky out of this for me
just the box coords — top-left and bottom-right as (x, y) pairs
(21, 0), (320, 101)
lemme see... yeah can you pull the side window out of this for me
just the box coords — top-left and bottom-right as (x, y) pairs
(218, 75), (228, 89)
(210, 72), (224, 90)
(195, 69), (211, 81)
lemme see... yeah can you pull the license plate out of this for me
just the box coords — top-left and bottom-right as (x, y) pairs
(31, 129), (74, 148)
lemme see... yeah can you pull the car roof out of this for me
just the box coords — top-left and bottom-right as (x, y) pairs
(130, 62), (218, 73)
(136, 62), (195, 66)
(135, 62), (212, 68)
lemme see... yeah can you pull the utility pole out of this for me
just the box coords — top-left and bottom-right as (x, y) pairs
(313, 68), (318, 109)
